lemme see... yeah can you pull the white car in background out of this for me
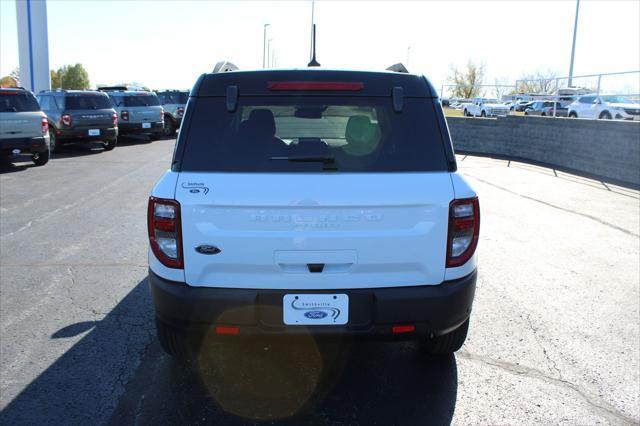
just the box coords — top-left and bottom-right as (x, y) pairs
(463, 98), (510, 117)
(568, 94), (640, 120)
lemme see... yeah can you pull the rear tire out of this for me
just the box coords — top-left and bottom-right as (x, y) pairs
(599, 111), (612, 120)
(422, 318), (470, 354)
(32, 149), (50, 166)
(103, 138), (117, 151)
(569, 112), (578, 118)
(480, 111), (486, 117)
(48, 132), (58, 153)
(163, 117), (175, 138)
(156, 319), (193, 359)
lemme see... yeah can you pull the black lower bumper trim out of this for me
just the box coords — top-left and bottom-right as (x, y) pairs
(118, 122), (163, 135)
(0, 136), (48, 154)
(149, 269), (477, 339)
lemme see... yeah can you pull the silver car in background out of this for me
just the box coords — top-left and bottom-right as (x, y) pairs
(98, 86), (164, 141)
(0, 88), (50, 166)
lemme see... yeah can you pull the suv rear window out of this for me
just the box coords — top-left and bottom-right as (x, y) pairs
(0, 92), (40, 112)
(179, 97), (448, 172)
(65, 94), (112, 110)
(123, 94), (160, 107)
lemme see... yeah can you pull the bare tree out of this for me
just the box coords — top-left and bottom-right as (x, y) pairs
(447, 61), (485, 99)
(493, 76), (512, 99)
(516, 69), (560, 94)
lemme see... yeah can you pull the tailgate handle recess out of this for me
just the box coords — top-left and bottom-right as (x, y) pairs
(307, 263), (325, 273)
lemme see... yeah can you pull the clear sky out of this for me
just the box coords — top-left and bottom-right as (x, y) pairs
(1, 0), (639, 94)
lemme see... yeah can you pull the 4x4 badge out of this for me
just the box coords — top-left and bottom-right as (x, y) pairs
(195, 245), (221, 255)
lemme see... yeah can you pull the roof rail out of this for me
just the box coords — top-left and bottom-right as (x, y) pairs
(386, 63), (409, 73)
(212, 61), (238, 73)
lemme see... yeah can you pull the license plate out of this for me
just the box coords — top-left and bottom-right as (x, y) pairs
(142, 122), (151, 129)
(283, 294), (348, 325)
(88, 129), (100, 136)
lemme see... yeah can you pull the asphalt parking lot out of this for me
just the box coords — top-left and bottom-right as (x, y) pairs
(0, 137), (638, 425)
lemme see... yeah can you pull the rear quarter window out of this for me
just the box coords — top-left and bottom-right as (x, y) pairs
(178, 96), (449, 173)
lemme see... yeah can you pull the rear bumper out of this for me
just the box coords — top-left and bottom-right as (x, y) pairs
(0, 136), (48, 154)
(149, 269), (477, 339)
(118, 122), (163, 135)
(57, 127), (117, 142)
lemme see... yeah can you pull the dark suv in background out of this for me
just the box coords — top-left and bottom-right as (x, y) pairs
(98, 87), (164, 141)
(37, 90), (118, 152)
(156, 90), (188, 137)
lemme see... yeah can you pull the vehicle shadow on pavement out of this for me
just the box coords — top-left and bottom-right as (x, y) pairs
(0, 276), (458, 425)
(110, 337), (458, 425)
(50, 143), (108, 159)
(0, 277), (155, 425)
(0, 160), (32, 173)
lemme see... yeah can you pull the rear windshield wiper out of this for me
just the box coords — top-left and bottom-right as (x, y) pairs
(270, 156), (335, 164)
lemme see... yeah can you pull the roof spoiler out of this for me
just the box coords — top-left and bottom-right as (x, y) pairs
(213, 61), (239, 73)
(386, 63), (409, 73)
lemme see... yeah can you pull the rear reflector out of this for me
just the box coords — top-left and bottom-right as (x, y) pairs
(392, 324), (415, 334)
(267, 81), (364, 91)
(215, 326), (240, 335)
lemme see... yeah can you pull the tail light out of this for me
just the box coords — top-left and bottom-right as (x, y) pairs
(41, 117), (49, 135)
(112, 112), (118, 126)
(61, 114), (72, 127)
(148, 197), (183, 268)
(177, 107), (184, 117)
(160, 110), (164, 121)
(446, 197), (480, 267)
(121, 110), (129, 121)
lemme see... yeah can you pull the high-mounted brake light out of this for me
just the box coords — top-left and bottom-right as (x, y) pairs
(61, 114), (72, 127)
(120, 110), (129, 121)
(267, 81), (364, 91)
(112, 112), (118, 126)
(446, 197), (480, 267)
(148, 197), (183, 268)
(41, 117), (49, 135)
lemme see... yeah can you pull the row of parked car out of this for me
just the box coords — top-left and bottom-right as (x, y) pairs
(0, 86), (188, 166)
(447, 95), (640, 121)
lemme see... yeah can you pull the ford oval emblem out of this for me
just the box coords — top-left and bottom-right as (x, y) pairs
(304, 310), (328, 319)
(195, 245), (221, 255)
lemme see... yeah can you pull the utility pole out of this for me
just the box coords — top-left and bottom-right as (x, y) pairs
(262, 23), (270, 68)
(406, 46), (411, 68)
(568, 0), (580, 87)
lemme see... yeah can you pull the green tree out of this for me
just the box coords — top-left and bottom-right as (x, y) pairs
(447, 61), (485, 99)
(51, 64), (90, 90)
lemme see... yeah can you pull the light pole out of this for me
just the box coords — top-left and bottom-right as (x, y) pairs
(568, 0), (580, 87)
(267, 38), (273, 69)
(262, 24), (270, 68)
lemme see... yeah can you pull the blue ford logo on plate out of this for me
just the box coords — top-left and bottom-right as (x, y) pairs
(304, 310), (328, 319)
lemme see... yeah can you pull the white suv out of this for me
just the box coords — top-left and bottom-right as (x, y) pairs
(568, 94), (640, 120)
(147, 69), (480, 358)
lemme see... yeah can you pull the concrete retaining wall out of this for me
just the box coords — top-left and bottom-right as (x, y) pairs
(447, 115), (640, 186)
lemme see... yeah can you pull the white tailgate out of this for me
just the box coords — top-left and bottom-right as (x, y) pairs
(176, 172), (454, 289)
